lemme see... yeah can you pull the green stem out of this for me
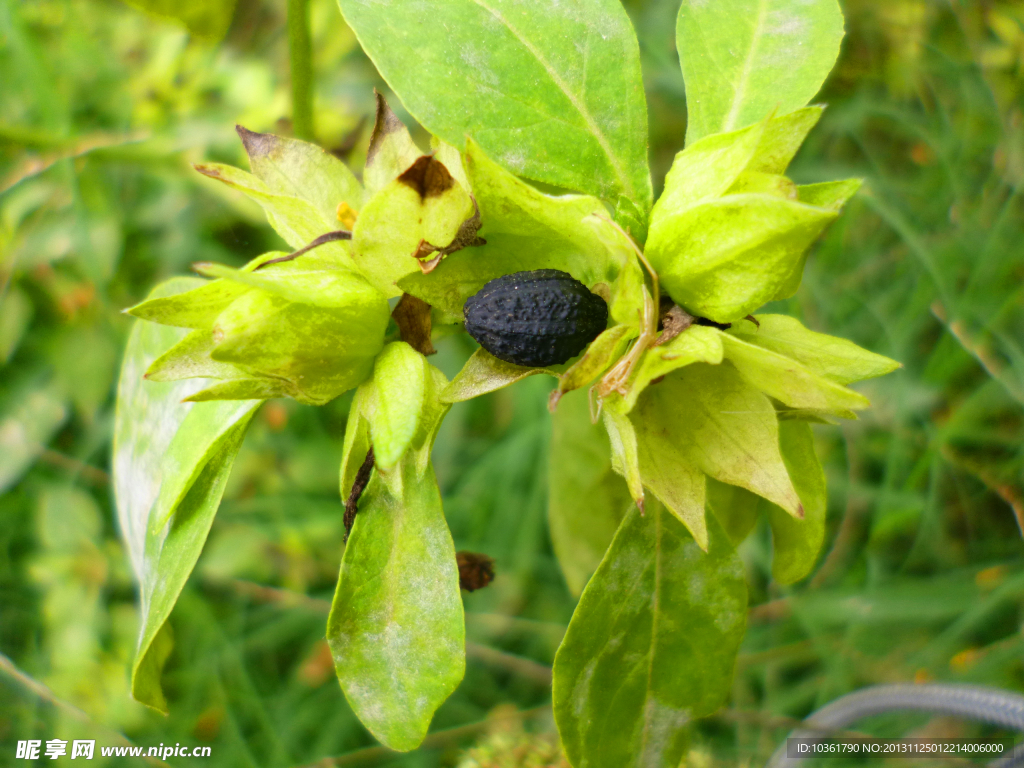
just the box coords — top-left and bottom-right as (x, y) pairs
(287, 0), (314, 140)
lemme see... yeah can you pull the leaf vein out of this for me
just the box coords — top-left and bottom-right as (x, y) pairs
(722, 0), (768, 132)
(467, 0), (632, 200)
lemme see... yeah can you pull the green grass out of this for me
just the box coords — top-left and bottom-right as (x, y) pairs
(1, 0), (1022, 766)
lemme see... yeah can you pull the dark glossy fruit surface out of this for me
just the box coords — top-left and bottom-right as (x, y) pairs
(463, 269), (609, 367)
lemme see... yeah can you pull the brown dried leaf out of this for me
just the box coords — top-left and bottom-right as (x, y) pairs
(391, 294), (436, 356)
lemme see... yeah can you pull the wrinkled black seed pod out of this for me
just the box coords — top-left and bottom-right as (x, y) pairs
(463, 269), (609, 367)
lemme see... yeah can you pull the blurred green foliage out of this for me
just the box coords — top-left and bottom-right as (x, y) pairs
(0, 0), (1022, 766)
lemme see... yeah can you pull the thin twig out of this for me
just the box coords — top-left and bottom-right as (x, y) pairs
(0, 652), (171, 767)
(37, 449), (110, 485)
(219, 579), (554, 684)
(465, 643), (553, 686)
(291, 705), (553, 767)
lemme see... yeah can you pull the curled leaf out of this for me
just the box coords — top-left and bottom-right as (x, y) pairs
(550, 324), (637, 410)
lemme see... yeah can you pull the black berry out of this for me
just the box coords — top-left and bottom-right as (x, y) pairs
(463, 270), (609, 367)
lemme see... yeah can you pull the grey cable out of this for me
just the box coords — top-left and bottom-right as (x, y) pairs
(766, 684), (1024, 768)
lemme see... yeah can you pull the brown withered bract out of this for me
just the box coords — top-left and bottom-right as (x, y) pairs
(456, 551), (495, 592)
(366, 90), (407, 168)
(391, 293), (436, 356)
(398, 155), (455, 200)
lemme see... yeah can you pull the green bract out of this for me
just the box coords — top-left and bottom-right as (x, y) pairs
(112, 1), (903, 765)
(128, 250), (390, 406)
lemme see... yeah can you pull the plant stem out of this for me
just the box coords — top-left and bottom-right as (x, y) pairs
(287, 0), (314, 140)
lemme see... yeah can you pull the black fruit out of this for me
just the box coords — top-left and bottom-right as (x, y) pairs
(463, 269), (609, 367)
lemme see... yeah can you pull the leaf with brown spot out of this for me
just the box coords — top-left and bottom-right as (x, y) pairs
(351, 158), (476, 297)
(364, 91), (421, 194)
(235, 125), (365, 221)
(398, 155), (456, 200)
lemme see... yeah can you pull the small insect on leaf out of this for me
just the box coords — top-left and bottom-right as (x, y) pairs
(463, 270), (609, 367)
(456, 551), (496, 592)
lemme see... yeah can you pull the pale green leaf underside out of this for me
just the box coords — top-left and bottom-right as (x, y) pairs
(328, 461), (464, 751)
(337, 0), (652, 210)
(132, 403), (256, 710)
(553, 504), (746, 768)
(113, 279), (260, 712)
(677, 0), (844, 143)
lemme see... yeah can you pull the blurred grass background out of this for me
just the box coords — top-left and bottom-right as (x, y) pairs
(1, 0), (1022, 765)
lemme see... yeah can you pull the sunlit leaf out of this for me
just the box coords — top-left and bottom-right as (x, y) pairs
(359, 342), (429, 470)
(730, 315), (901, 385)
(796, 179), (863, 211)
(553, 504), (746, 768)
(773, 178), (863, 299)
(399, 139), (641, 324)
(647, 193), (837, 323)
(126, 277), (249, 330)
(650, 120), (766, 225)
(352, 156), (476, 297)
(614, 325), (723, 413)
(634, 363), (802, 516)
(193, 162), (355, 266)
(364, 92), (422, 196)
(677, 0), (844, 143)
(718, 331), (870, 414)
(145, 329), (247, 382)
(193, 263), (390, 406)
(747, 107), (824, 174)
(549, 390), (631, 596)
(329, 365), (460, 751)
(338, 0), (652, 209)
